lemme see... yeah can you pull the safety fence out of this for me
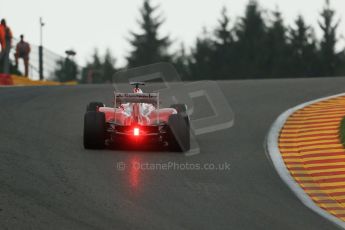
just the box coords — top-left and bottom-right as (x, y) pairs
(2, 37), (82, 81)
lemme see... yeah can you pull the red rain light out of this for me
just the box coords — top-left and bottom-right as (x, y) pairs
(133, 127), (140, 136)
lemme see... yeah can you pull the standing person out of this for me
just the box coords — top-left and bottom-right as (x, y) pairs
(0, 19), (13, 74)
(0, 22), (4, 50)
(15, 35), (31, 77)
(0, 19), (6, 72)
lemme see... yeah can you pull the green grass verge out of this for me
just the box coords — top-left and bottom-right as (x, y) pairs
(340, 117), (345, 147)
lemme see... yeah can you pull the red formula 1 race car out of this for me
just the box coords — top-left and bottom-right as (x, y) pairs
(83, 82), (190, 152)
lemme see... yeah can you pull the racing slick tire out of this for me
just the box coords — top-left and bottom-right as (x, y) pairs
(170, 104), (187, 115)
(170, 104), (189, 126)
(83, 111), (106, 149)
(167, 114), (190, 152)
(86, 102), (105, 112)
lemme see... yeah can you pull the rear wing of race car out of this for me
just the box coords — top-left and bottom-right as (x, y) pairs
(113, 92), (160, 125)
(114, 92), (159, 107)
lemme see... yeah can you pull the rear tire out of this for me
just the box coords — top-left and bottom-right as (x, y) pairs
(86, 102), (105, 112)
(170, 104), (187, 115)
(83, 111), (106, 149)
(170, 104), (189, 126)
(167, 114), (190, 152)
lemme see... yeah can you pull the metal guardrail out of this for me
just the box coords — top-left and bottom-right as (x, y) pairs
(7, 38), (81, 81)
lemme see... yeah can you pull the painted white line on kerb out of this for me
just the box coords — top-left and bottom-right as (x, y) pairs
(266, 92), (345, 229)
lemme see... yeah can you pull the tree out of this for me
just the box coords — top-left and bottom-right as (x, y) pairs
(289, 15), (318, 77)
(213, 7), (235, 79)
(79, 0), (345, 81)
(81, 49), (117, 84)
(337, 51), (345, 75)
(54, 57), (78, 82)
(81, 50), (103, 83)
(127, 0), (171, 68)
(102, 49), (117, 83)
(215, 7), (233, 46)
(234, 0), (267, 78)
(265, 9), (290, 77)
(172, 43), (191, 80)
(318, 0), (341, 76)
(188, 7), (235, 80)
(189, 29), (215, 80)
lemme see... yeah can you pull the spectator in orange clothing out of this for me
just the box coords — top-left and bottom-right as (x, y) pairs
(0, 20), (5, 71)
(15, 35), (31, 77)
(0, 23), (5, 50)
(0, 19), (13, 74)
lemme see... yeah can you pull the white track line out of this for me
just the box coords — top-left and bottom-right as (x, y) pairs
(266, 92), (345, 229)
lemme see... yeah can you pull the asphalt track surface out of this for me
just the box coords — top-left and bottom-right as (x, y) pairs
(1, 77), (345, 230)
